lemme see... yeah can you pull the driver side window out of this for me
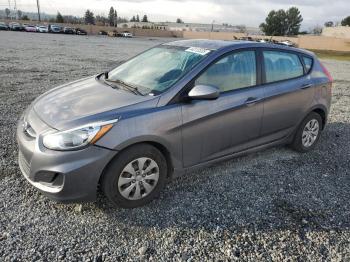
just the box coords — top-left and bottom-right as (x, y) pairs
(195, 51), (257, 93)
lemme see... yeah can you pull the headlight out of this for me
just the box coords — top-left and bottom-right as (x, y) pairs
(43, 119), (118, 151)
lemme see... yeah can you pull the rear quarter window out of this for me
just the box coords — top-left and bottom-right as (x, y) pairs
(302, 56), (313, 73)
(263, 51), (304, 83)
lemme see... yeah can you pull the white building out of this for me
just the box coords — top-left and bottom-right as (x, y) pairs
(118, 21), (260, 34)
(119, 22), (168, 30)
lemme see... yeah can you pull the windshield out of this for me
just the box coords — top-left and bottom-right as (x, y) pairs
(107, 46), (210, 95)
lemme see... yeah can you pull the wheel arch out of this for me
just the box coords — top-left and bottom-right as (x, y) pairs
(98, 140), (175, 188)
(308, 105), (328, 130)
(288, 105), (328, 145)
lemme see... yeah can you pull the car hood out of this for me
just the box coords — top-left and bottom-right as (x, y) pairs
(33, 76), (158, 130)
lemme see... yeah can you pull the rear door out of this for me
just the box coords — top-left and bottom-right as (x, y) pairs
(181, 50), (264, 167)
(260, 49), (315, 141)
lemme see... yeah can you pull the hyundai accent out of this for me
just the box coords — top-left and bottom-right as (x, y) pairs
(17, 40), (332, 208)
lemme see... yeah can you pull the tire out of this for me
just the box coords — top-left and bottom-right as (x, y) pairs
(290, 112), (323, 153)
(101, 144), (167, 208)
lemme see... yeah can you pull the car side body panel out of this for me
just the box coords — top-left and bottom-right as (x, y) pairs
(181, 86), (264, 167)
(309, 59), (332, 121)
(95, 104), (183, 172)
(260, 75), (315, 142)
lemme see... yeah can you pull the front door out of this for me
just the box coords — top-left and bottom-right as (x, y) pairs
(181, 50), (264, 167)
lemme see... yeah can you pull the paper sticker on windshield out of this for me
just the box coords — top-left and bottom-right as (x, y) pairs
(185, 47), (210, 56)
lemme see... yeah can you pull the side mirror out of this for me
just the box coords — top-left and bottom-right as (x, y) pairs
(188, 85), (220, 100)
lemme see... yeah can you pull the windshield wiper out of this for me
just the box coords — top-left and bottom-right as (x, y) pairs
(102, 78), (119, 89)
(105, 78), (144, 96)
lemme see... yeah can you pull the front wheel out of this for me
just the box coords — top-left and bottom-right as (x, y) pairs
(290, 112), (323, 152)
(101, 144), (167, 208)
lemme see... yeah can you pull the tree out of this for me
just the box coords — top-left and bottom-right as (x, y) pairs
(5, 8), (10, 19)
(117, 17), (128, 23)
(84, 9), (95, 25)
(131, 16), (136, 22)
(285, 7), (303, 35)
(236, 24), (246, 33)
(341, 16), (350, 26)
(96, 15), (107, 25)
(142, 15), (148, 22)
(176, 18), (184, 23)
(114, 10), (117, 26)
(324, 21), (334, 27)
(136, 14), (140, 22)
(311, 25), (322, 35)
(56, 12), (64, 23)
(17, 10), (22, 19)
(260, 7), (302, 36)
(22, 15), (29, 21)
(63, 15), (82, 24)
(259, 9), (286, 36)
(108, 7), (115, 26)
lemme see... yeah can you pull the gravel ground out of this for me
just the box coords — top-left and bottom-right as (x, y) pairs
(0, 31), (349, 261)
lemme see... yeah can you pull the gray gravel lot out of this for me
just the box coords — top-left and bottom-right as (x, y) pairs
(0, 31), (349, 261)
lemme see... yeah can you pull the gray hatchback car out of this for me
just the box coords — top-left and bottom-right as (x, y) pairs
(17, 40), (332, 208)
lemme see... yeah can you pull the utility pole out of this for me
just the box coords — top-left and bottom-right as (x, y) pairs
(36, 0), (41, 22)
(14, 0), (17, 19)
(7, 0), (11, 19)
(115, 10), (117, 28)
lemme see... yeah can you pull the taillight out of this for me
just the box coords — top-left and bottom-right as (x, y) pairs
(320, 62), (333, 83)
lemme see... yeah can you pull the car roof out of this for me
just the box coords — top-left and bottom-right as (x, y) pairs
(164, 39), (314, 57)
(164, 39), (236, 50)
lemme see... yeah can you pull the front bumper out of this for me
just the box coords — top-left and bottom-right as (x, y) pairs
(16, 110), (117, 202)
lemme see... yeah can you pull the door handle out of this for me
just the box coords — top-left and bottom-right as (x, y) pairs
(301, 83), (313, 89)
(245, 97), (261, 105)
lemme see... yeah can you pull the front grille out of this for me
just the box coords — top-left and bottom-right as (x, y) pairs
(18, 152), (30, 178)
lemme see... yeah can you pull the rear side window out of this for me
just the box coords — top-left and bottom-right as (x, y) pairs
(302, 56), (313, 73)
(263, 51), (304, 83)
(195, 51), (256, 92)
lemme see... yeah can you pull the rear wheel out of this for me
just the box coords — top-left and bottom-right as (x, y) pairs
(290, 112), (322, 152)
(101, 144), (167, 208)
